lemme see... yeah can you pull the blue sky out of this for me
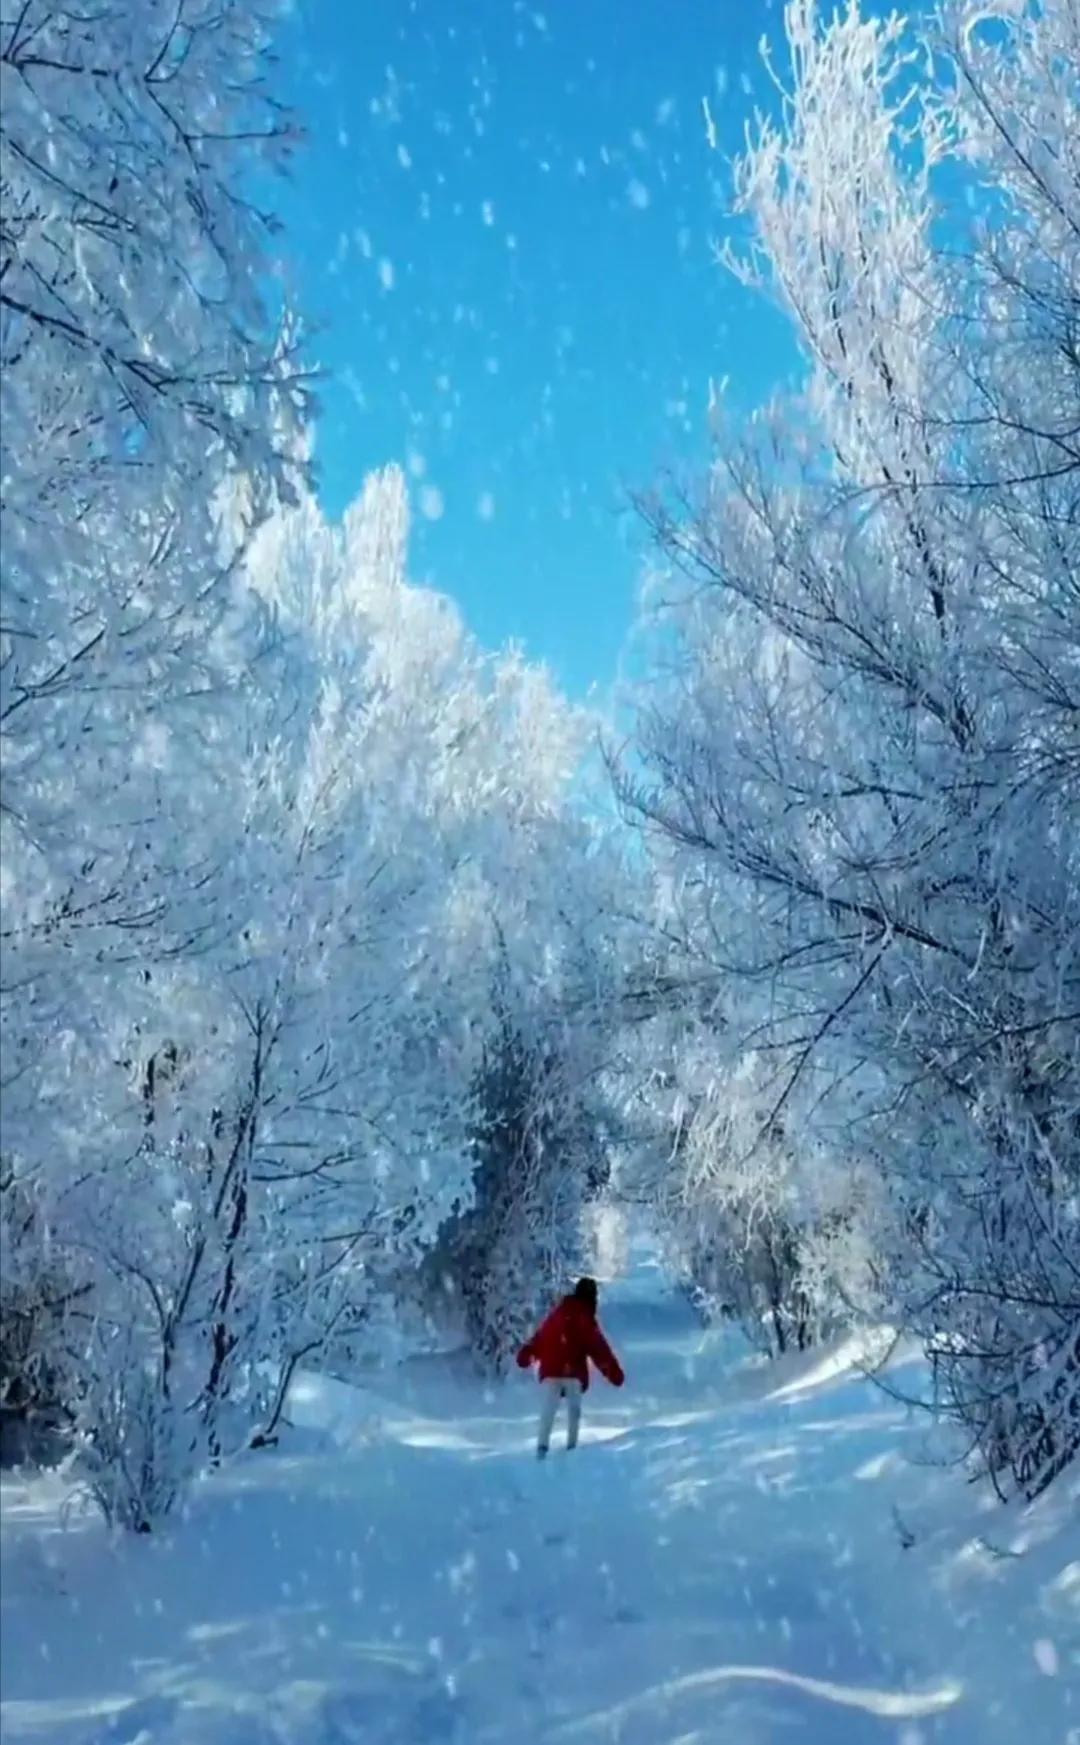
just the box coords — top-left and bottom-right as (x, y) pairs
(277, 0), (801, 696)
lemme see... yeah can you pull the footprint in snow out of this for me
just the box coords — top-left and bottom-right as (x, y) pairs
(81, 1696), (178, 1745)
(409, 1688), (467, 1741)
(315, 1684), (465, 1745)
(313, 1689), (384, 1744)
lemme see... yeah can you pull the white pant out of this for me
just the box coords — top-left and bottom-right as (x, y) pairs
(537, 1378), (583, 1453)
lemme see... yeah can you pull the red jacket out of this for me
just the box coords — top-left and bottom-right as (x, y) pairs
(516, 1297), (625, 1392)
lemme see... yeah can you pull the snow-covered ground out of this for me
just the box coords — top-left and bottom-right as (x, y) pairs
(2, 1255), (1077, 1744)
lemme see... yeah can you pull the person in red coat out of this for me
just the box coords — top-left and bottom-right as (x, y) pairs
(516, 1276), (624, 1457)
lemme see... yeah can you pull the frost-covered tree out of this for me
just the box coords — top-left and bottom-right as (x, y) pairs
(0, 1), (317, 1501)
(3, 462), (620, 1524)
(0, 0), (309, 808)
(631, 1025), (882, 1356)
(624, 0), (1079, 1496)
(0, 0), (306, 684)
(0, 0), (310, 1225)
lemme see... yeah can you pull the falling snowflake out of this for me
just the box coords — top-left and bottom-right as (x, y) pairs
(702, 96), (718, 151)
(1033, 1639), (1059, 1676)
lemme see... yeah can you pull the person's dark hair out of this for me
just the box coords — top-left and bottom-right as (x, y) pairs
(572, 1276), (598, 1312)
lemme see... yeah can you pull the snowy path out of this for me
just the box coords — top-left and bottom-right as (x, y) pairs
(2, 1266), (1077, 1745)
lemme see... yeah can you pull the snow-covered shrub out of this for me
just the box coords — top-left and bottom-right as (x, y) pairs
(0, 1173), (81, 1441)
(661, 1205), (814, 1357)
(647, 1048), (873, 1356)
